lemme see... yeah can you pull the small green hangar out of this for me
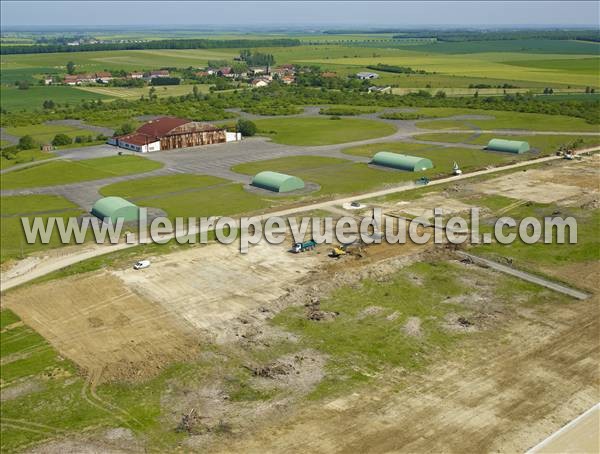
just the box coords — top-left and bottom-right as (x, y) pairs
(486, 138), (530, 154)
(371, 152), (433, 172)
(251, 171), (305, 193)
(91, 196), (139, 223)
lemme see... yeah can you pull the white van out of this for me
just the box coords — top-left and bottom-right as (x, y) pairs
(133, 260), (151, 270)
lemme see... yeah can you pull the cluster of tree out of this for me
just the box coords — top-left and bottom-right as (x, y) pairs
(3, 83), (598, 138)
(150, 77), (181, 86)
(207, 60), (249, 74)
(15, 80), (30, 90)
(468, 83), (519, 89)
(543, 88), (555, 94)
(236, 119), (256, 136)
(585, 86), (597, 93)
(109, 78), (146, 88)
(295, 72), (369, 90)
(1, 38), (302, 55)
(239, 49), (275, 67)
(366, 64), (428, 74)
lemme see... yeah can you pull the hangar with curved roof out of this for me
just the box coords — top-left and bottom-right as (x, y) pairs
(251, 171), (305, 193)
(486, 138), (530, 154)
(371, 152), (433, 171)
(91, 196), (139, 223)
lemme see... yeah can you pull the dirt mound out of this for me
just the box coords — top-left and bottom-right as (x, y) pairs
(402, 317), (423, 338)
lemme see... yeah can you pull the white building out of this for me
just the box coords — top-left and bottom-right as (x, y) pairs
(356, 72), (379, 80)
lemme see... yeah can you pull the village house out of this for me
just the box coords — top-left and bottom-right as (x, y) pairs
(127, 71), (144, 79)
(218, 67), (235, 78)
(368, 85), (392, 94)
(281, 75), (295, 85)
(149, 70), (170, 79)
(43, 76), (53, 85)
(95, 71), (113, 83)
(251, 78), (270, 88)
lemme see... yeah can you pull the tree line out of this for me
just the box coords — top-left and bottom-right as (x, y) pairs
(0, 38), (301, 55)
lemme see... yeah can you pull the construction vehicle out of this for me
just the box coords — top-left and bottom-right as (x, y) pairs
(415, 176), (430, 186)
(452, 161), (462, 175)
(329, 247), (347, 258)
(292, 239), (317, 253)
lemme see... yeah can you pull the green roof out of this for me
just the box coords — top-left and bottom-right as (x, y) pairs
(371, 151), (433, 172)
(251, 171), (305, 193)
(91, 196), (139, 223)
(487, 138), (530, 154)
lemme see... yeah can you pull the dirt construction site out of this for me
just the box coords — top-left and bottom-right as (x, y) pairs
(1, 156), (599, 453)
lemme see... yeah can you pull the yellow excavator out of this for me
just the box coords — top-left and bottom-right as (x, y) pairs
(329, 246), (347, 258)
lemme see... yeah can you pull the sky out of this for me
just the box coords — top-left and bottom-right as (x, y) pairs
(1, 1), (598, 29)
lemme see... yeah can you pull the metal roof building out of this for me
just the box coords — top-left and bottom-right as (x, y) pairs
(486, 139), (530, 154)
(91, 196), (139, 223)
(251, 171), (305, 193)
(371, 152), (434, 172)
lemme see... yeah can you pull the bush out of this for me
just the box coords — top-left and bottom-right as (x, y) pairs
(236, 119), (257, 137)
(114, 122), (136, 136)
(329, 115), (342, 120)
(96, 133), (108, 141)
(52, 133), (72, 146)
(17, 135), (35, 150)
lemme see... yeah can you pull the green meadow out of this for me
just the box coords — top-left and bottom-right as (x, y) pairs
(1, 155), (162, 190)
(254, 117), (397, 145)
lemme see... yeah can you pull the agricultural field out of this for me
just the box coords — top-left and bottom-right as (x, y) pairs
(76, 83), (212, 100)
(1, 155), (162, 190)
(253, 117), (397, 145)
(0, 85), (111, 111)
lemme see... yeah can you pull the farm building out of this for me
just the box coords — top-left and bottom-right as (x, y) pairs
(109, 117), (240, 152)
(486, 139), (530, 154)
(356, 72), (379, 80)
(251, 171), (305, 193)
(371, 152), (434, 171)
(91, 197), (139, 223)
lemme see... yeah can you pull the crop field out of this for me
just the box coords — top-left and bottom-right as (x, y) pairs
(254, 117), (397, 145)
(0, 85), (111, 111)
(76, 83), (211, 100)
(0, 155), (162, 190)
(277, 46), (599, 87)
(0, 48), (239, 75)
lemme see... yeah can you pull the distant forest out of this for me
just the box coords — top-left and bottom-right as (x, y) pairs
(0, 38), (302, 55)
(324, 29), (600, 42)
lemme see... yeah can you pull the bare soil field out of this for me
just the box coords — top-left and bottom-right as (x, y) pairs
(472, 156), (598, 205)
(2, 272), (200, 382)
(112, 242), (321, 343)
(212, 292), (599, 453)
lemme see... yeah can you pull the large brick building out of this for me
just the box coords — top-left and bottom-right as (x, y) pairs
(109, 117), (240, 153)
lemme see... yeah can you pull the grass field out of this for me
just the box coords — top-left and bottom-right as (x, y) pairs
(412, 132), (600, 153)
(1, 155), (162, 190)
(232, 149), (518, 197)
(254, 117), (397, 145)
(415, 109), (600, 132)
(0, 195), (84, 261)
(0, 85), (112, 112)
(3, 122), (103, 144)
(101, 175), (271, 219)
(0, 149), (56, 170)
